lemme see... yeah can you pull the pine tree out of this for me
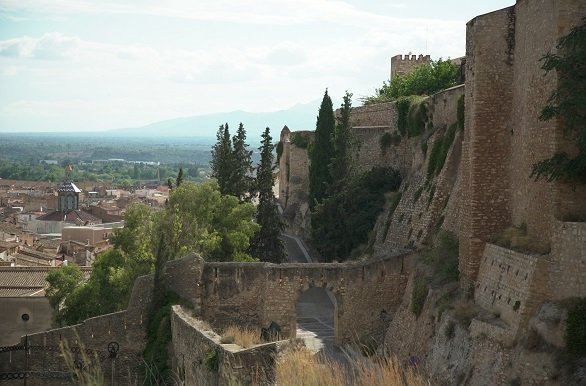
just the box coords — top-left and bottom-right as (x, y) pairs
(250, 127), (286, 263)
(230, 123), (253, 201)
(329, 91), (353, 193)
(210, 123), (233, 195)
(309, 89), (336, 210)
(176, 167), (184, 187)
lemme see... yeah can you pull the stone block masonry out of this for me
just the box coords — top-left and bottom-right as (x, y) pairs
(459, 6), (514, 286)
(460, 0), (586, 286)
(547, 221), (586, 300)
(171, 305), (279, 386)
(200, 255), (411, 344)
(0, 274), (153, 385)
(474, 244), (548, 337)
(390, 54), (431, 80)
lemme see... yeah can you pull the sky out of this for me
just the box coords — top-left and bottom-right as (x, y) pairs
(0, 0), (514, 133)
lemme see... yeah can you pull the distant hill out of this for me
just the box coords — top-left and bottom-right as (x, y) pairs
(107, 100), (320, 141)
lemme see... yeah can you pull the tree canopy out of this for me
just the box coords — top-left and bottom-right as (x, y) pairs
(46, 181), (259, 325)
(210, 123), (234, 195)
(250, 127), (286, 263)
(309, 89), (336, 210)
(362, 59), (459, 104)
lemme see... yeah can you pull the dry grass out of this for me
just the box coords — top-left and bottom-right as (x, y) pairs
(276, 346), (427, 386)
(221, 325), (262, 348)
(60, 338), (104, 386)
(276, 347), (347, 386)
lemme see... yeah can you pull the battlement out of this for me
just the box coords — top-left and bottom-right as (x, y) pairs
(392, 54), (431, 62)
(390, 53), (431, 79)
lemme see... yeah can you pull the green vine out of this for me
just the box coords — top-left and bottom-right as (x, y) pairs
(531, 17), (586, 186)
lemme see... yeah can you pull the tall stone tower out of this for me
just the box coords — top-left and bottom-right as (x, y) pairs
(390, 54), (431, 80)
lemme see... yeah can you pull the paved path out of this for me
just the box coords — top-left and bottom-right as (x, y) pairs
(282, 234), (341, 358)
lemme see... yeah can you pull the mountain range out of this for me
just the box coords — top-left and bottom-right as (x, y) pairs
(107, 99), (320, 140)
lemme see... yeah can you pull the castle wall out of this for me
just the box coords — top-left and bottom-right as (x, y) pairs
(509, 0), (562, 240)
(198, 256), (411, 344)
(547, 221), (586, 300)
(0, 275), (153, 385)
(171, 306), (277, 386)
(390, 54), (431, 80)
(0, 297), (54, 346)
(348, 102), (396, 127)
(374, 85), (464, 255)
(474, 244), (548, 335)
(460, 7), (514, 285)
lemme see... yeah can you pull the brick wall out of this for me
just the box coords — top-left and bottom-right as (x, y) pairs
(474, 244), (548, 335)
(373, 86), (464, 256)
(390, 54), (431, 80)
(460, 6), (514, 285)
(547, 221), (586, 300)
(0, 275), (153, 385)
(198, 255), (411, 344)
(171, 305), (278, 386)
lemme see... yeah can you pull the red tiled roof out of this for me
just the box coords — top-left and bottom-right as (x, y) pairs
(37, 210), (101, 224)
(0, 266), (92, 297)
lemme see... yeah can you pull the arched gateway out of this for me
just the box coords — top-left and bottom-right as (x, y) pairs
(165, 253), (411, 345)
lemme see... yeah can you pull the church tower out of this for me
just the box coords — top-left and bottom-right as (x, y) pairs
(57, 164), (81, 212)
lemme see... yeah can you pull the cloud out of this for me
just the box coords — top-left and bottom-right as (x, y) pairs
(1, 0), (463, 27)
(0, 32), (79, 59)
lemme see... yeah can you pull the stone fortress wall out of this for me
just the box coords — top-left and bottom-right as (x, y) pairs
(280, 0), (586, 349)
(167, 253), (410, 343)
(0, 275), (153, 385)
(390, 54), (431, 80)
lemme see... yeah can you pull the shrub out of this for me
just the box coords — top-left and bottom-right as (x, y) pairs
(276, 141), (283, 164)
(143, 291), (183, 385)
(204, 350), (219, 372)
(566, 298), (586, 356)
(380, 132), (393, 152)
(311, 167), (401, 262)
(363, 58), (459, 104)
(382, 192), (402, 241)
(396, 97), (411, 136)
(423, 230), (459, 284)
(291, 133), (309, 149)
(427, 123), (458, 179)
(407, 100), (429, 138)
(411, 276), (429, 318)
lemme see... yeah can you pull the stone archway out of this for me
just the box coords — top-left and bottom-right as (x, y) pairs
(295, 286), (337, 354)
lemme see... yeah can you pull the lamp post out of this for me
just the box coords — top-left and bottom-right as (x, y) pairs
(108, 341), (119, 386)
(22, 313), (29, 386)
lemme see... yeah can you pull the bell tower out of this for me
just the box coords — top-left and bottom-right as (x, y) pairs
(57, 164), (81, 212)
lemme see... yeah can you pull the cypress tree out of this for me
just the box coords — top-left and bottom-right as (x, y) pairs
(230, 123), (253, 201)
(250, 127), (286, 263)
(329, 91), (353, 193)
(210, 123), (233, 195)
(176, 167), (184, 187)
(309, 89), (335, 210)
